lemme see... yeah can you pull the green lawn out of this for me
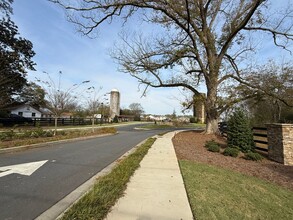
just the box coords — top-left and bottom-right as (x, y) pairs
(61, 138), (156, 220)
(180, 160), (293, 220)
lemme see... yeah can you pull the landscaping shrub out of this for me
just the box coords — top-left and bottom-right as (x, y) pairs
(0, 129), (15, 141)
(189, 117), (197, 123)
(205, 140), (218, 148)
(173, 120), (186, 127)
(227, 108), (254, 152)
(223, 147), (240, 157)
(113, 115), (119, 123)
(208, 144), (220, 152)
(0, 132), (8, 141)
(244, 151), (263, 161)
(100, 127), (117, 134)
(205, 140), (220, 152)
(22, 129), (33, 138)
(57, 130), (67, 136)
(45, 130), (54, 137)
(134, 115), (141, 121)
(30, 127), (47, 138)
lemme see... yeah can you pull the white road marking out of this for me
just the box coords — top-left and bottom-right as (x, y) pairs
(0, 160), (48, 178)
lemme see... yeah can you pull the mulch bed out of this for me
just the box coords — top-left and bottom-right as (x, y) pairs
(173, 130), (293, 191)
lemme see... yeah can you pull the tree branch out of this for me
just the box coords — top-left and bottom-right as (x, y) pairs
(243, 26), (293, 53)
(219, 0), (264, 59)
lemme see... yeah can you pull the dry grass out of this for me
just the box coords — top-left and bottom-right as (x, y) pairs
(0, 127), (117, 149)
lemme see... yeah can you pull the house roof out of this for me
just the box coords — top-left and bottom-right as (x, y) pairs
(8, 104), (52, 115)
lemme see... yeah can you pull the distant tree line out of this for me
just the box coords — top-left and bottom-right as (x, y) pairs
(120, 103), (144, 121)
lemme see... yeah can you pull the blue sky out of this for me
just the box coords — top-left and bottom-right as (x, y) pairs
(11, 0), (292, 115)
(12, 0), (184, 115)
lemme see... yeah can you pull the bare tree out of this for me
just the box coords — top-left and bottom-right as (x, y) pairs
(129, 102), (144, 120)
(36, 71), (89, 135)
(84, 86), (103, 132)
(51, 0), (293, 133)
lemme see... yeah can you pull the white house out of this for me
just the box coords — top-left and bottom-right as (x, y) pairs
(148, 115), (168, 121)
(10, 104), (42, 118)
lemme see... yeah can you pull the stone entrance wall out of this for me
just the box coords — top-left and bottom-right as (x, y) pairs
(267, 124), (293, 165)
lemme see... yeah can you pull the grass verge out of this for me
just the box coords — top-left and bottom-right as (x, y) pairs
(0, 127), (117, 149)
(140, 123), (205, 130)
(61, 137), (157, 220)
(180, 160), (293, 220)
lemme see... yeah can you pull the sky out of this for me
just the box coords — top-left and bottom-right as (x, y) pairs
(11, 0), (292, 115)
(11, 0), (186, 115)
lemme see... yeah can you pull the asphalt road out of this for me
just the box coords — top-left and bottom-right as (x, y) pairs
(0, 124), (164, 220)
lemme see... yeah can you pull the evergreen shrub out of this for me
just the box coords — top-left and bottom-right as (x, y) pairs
(189, 117), (197, 123)
(227, 108), (254, 152)
(208, 144), (220, 152)
(205, 140), (220, 152)
(113, 115), (119, 123)
(223, 147), (239, 157)
(244, 151), (263, 161)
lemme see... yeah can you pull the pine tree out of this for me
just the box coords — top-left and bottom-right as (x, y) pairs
(227, 108), (254, 152)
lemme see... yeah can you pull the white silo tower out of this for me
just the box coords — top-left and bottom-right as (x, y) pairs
(110, 89), (120, 119)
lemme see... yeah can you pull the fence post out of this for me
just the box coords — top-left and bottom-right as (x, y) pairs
(267, 123), (293, 165)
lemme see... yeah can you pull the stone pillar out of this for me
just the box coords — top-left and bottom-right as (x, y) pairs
(195, 103), (205, 124)
(267, 124), (293, 165)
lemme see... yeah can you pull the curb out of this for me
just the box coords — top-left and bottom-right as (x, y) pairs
(35, 135), (159, 220)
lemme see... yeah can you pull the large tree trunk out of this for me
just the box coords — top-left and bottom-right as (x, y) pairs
(205, 108), (219, 134)
(205, 78), (220, 134)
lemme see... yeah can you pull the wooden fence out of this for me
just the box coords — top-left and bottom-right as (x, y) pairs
(219, 122), (268, 152)
(34, 117), (112, 127)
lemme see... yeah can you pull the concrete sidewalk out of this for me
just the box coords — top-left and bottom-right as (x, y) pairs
(106, 131), (193, 220)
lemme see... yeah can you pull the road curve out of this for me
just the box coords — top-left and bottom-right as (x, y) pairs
(0, 124), (162, 220)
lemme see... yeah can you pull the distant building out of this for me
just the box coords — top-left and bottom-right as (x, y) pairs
(9, 104), (42, 118)
(109, 89), (120, 119)
(148, 115), (168, 121)
(8, 104), (53, 118)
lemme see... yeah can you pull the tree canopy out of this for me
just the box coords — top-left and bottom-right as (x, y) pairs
(129, 103), (144, 116)
(239, 61), (293, 125)
(17, 82), (46, 109)
(51, 0), (293, 133)
(0, 0), (35, 109)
